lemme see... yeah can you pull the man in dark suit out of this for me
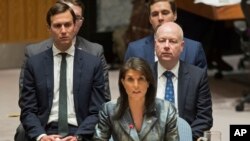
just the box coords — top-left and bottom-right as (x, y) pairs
(18, 3), (106, 141)
(15, 1), (110, 140)
(124, 0), (207, 69)
(154, 22), (213, 140)
(19, 0), (110, 101)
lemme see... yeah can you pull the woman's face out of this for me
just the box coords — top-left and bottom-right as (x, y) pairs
(121, 69), (149, 101)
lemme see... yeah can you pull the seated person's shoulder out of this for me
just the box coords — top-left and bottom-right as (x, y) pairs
(25, 49), (51, 66)
(183, 37), (202, 47)
(26, 38), (52, 50)
(181, 61), (207, 74)
(155, 98), (173, 109)
(100, 99), (118, 115)
(77, 36), (103, 50)
(155, 98), (177, 117)
(128, 35), (152, 47)
(25, 38), (52, 56)
(103, 99), (117, 108)
(78, 48), (101, 61)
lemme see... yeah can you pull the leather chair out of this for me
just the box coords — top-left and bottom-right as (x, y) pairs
(234, 0), (250, 111)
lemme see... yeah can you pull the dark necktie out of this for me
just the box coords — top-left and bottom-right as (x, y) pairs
(58, 53), (68, 137)
(164, 71), (175, 103)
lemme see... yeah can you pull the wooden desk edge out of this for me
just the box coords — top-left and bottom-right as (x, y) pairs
(176, 0), (244, 20)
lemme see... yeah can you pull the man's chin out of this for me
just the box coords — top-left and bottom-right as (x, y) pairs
(161, 56), (172, 61)
(157, 23), (164, 27)
(58, 42), (72, 48)
(60, 39), (71, 44)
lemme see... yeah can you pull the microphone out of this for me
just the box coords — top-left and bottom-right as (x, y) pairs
(128, 124), (134, 141)
(129, 124), (134, 129)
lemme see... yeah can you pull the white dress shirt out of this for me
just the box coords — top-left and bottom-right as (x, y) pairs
(48, 44), (77, 126)
(156, 61), (180, 110)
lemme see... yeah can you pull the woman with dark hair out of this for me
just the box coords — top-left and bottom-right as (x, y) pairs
(93, 57), (179, 141)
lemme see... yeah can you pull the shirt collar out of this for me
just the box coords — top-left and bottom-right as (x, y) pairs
(52, 43), (75, 57)
(157, 61), (180, 78)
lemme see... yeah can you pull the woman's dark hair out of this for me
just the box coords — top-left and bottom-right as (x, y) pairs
(46, 2), (76, 26)
(113, 57), (157, 119)
(147, 0), (176, 15)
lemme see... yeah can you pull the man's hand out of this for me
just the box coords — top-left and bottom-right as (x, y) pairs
(40, 134), (62, 141)
(40, 135), (77, 141)
(60, 135), (77, 141)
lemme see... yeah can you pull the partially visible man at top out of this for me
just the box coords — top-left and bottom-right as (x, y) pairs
(19, 0), (111, 101)
(18, 2), (106, 141)
(154, 22), (213, 140)
(124, 0), (207, 69)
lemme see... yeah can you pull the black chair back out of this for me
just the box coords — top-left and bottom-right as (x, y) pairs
(241, 0), (250, 26)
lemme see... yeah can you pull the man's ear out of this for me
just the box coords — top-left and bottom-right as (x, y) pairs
(171, 10), (177, 22)
(149, 16), (153, 26)
(47, 24), (51, 32)
(82, 17), (85, 23)
(180, 40), (184, 52)
(173, 12), (177, 21)
(79, 19), (83, 27)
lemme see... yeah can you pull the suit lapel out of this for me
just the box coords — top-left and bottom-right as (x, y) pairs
(119, 109), (140, 141)
(73, 48), (84, 98)
(153, 62), (158, 80)
(119, 108), (158, 141)
(44, 48), (54, 108)
(144, 35), (155, 65)
(178, 61), (190, 116)
(75, 36), (86, 52)
(75, 37), (82, 51)
(139, 114), (157, 140)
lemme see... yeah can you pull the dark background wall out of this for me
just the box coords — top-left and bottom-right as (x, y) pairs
(79, 0), (113, 63)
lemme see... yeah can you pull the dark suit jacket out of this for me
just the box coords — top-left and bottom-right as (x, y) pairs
(19, 36), (110, 101)
(19, 47), (106, 140)
(154, 61), (213, 140)
(124, 35), (207, 69)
